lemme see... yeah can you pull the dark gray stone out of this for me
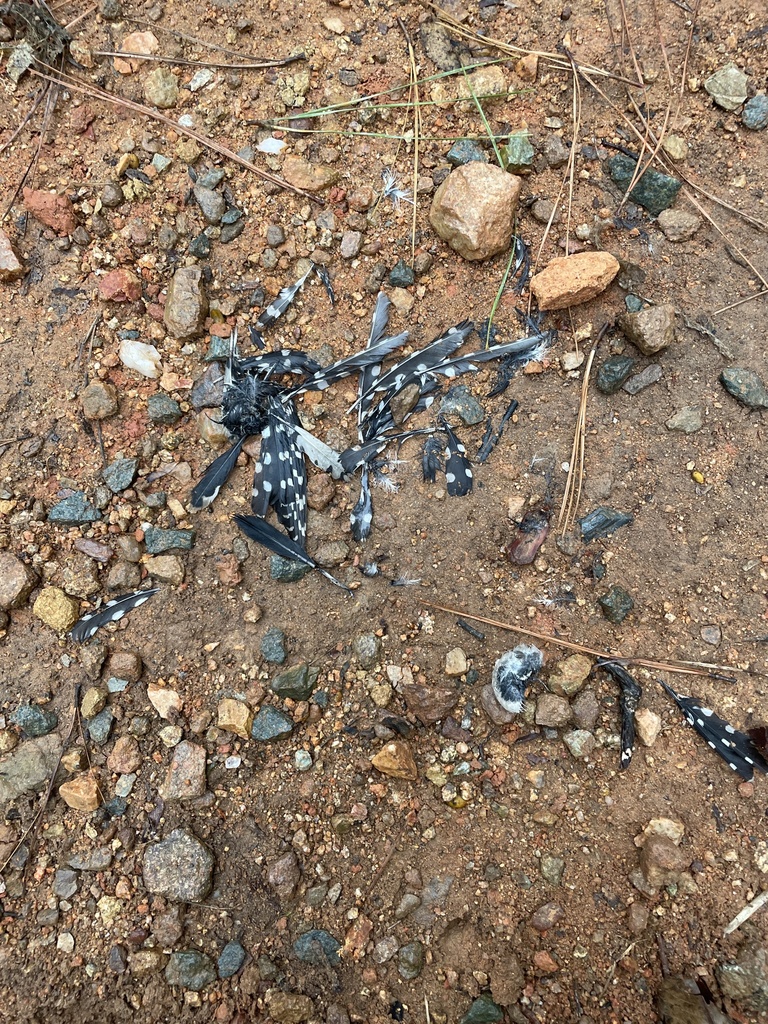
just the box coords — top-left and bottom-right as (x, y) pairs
(389, 259), (415, 287)
(440, 383), (485, 425)
(194, 186), (226, 225)
(398, 940), (425, 979)
(217, 941), (247, 978)
(142, 828), (214, 902)
(607, 153), (682, 215)
(266, 225), (285, 246)
(260, 627), (286, 664)
(87, 708), (114, 745)
(720, 368), (768, 410)
(53, 869), (78, 898)
(250, 706), (294, 742)
(221, 207), (242, 226)
(598, 585), (635, 624)
(717, 942), (768, 1013)
(143, 526), (195, 554)
(623, 364), (662, 394)
(293, 929), (341, 965)
(68, 847), (113, 871)
(579, 506), (633, 541)
(48, 492), (101, 524)
(165, 950), (217, 991)
(196, 170), (225, 189)
(147, 393), (182, 424)
(625, 294), (644, 312)
(221, 221), (244, 244)
(108, 944), (128, 973)
(270, 555), (312, 583)
(271, 664), (319, 701)
(352, 632), (381, 669)
(204, 336), (231, 362)
(102, 458), (138, 493)
(447, 139), (488, 166)
(666, 406), (703, 433)
(10, 704), (58, 737)
(743, 95), (768, 131)
(190, 363), (225, 410)
(188, 233), (211, 258)
(596, 355), (636, 394)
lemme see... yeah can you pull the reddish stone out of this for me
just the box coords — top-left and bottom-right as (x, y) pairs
(99, 269), (142, 303)
(23, 188), (77, 235)
(533, 950), (559, 973)
(0, 229), (23, 281)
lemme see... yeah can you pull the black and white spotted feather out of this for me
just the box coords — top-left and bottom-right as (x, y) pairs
(313, 263), (336, 305)
(70, 588), (159, 643)
(238, 349), (322, 378)
(599, 660), (642, 770)
(440, 420), (473, 496)
(254, 265), (314, 331)
(428, 332), (552, 380)
(422, 435), (443, 483)
(659, 679), (768, 781)
(190, 437), (246, 511)
(250, 397), (308, 545)
(353, 321), (474, 412)
(289, 333), (409, 397)
(234, 514), (351, 593)
(350, 466), (373, 542)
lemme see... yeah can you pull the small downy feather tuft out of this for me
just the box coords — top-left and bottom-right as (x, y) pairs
(234, 514), (351, 593)
(70, 588), (159, 643)
(491, 644), (543, 713)
(659, 678), (768, 781)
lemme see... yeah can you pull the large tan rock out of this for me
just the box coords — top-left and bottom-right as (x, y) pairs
(529, 252), (620, 310)
(429, 163), (522, 261)
(59, 772), (101, 811)
(163, 266), (208, 339)
(33, 587), (79, 632)
(371, 740), (417, 780)
(619, 303), (676, 355)
(0, 553), (36, 610)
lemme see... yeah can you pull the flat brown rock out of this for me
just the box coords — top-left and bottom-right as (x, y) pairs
(402, 681), (458, 725)
(59, 773), (101, 811)
(281, 156), (338, 192)
(529, 252), (620, 310)
(23, 188), (77, 235)
(429, 163), (522, 261)
(371, 740), (417, 780)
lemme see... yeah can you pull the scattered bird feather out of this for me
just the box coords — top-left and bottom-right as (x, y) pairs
(234, 514), (351, 593)
(350, 466), (373, 542)
(599, 660), (642, 770)
(254, 265), (314, 331)
(359, 561), (380, 577)
(476, 397), (519, 463)
(391, 575), (421, 587)
(381, 168), (413, 209)
(441, 419), (473, 496)
(659, 679), (768, 781)
(422, 435), (443, 483)
(290, 333), (409, 396)
(190, 438), (246, 511)
(313, 262), (336, 305)
(70, 588), (159, 643)
(238, 349), (322, 378)
(491, 644), (543, 713)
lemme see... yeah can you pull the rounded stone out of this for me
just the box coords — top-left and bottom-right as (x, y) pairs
(81, 381), (119, 420)
(33, 587), (79, 631)
(743, 95), (768, 130)
(429, 162), (522, 261)
(144, 67), (179, 109)
(142, 828), (214, 902)
(165, 950), (217, 991)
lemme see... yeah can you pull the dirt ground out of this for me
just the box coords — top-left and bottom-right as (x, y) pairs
(1, 0), (768, 1021)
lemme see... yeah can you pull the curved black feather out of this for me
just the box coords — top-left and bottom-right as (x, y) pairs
(70, 588), (159, 643)
(234, 514), (351, 593)
(190, 438), (246, 511)
(599, 660), (642, 770)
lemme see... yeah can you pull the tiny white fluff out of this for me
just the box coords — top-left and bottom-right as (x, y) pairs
(491, 643), (544, 713)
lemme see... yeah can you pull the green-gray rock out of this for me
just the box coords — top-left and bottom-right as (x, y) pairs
(459, 995), (504, 1024)
(217, 941), (246, 979)
(102, 458), (138, 493)
(188, 233), (211, 259)
(48, 492), (101, 524)
(260, 627), (286, 664)
(666, 406), (703, 433)
(719, 368), (768, 410)
(447, 139), (488, 166)
(398, 940), (425, 980)
(743, 95), (768, 131)
(292, 929), (341, 965)
(271, 663), (319, 701)
(165, 951), (217, 991)
(352, 632), (381, 669)
(596, 355), (636, 394)
(143, 526), (195, 554)
(598, 586), (634, 624)
(607, 153), (681, 216)
(87, 709), (114, 745)
(205, 336), (231, 362)
(440, 384), (485, 425)
(147, 393), (182, 424)
(10, 704), (58, 737)
(251, 706), (293, 742)
(501, 132), (534, 174)
(270, 555), (311, 582)
(540, 853), (565, 886)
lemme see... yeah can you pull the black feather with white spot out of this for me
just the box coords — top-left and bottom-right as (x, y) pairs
(659, 678), (768, 781)
(350, 466), (373, 542)
(254, 265), (313, 331)
(70, 588), (159, 643)
(599, 660), (642, 770)
(441, 420), (473, 496)
(190, 437), (246, 511)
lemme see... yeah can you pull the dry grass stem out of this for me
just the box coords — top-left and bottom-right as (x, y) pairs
(558, 340), (598, 534)
(92, 49), (302, 71)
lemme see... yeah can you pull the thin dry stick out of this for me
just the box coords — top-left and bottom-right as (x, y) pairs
(398, 19), (420, 263)
(713, 291), (768, 315)
(30, 66), (324, 204)
(0, 85), (48, 156)
(723, 890), (768, 937)
(92, 50), (303, 71)
(558, 339), (599, 533)
(423, 602), (739, 678)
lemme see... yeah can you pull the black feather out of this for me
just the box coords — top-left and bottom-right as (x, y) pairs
(422, 435), (443, 483)
(476, 397), (518, 463)
(254, 265), (313, 331)
(599, 660), (642, 770)
(289, 333), (409, 397)
(70, 588), (159, 643)
(350, 466), (373, 542)
(234, 514), (351, 593)
(659, 679), (768, 782)
(190, 438), (246, 511)
(238, 350), (322, 378)
(313, 262), (336, 305)
(441, 420), (473, 496)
